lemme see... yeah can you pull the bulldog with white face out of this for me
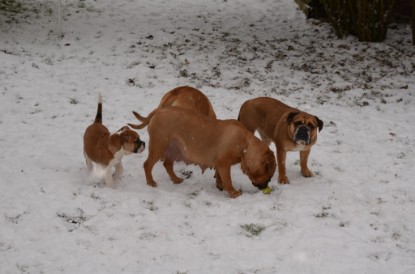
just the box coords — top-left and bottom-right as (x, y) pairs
(83, 95), (145, 188)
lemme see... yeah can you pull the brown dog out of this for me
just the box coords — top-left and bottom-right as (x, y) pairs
(83, 95), (145, 188)
(158, 86), (216, 119)
(238, 97), (323, 184)
(129, 107), (276, 198)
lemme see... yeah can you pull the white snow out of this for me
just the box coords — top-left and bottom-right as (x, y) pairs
(1, 0), (415, 273)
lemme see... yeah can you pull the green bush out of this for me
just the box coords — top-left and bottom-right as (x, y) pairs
(319, 0), (396, 42)
(0, 0), (51, 25)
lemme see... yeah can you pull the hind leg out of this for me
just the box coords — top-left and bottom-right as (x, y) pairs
(258, 130), (272, 146)
(144, 156), (158, 187)
(143, 139), (164, 187)
(84, 151), (93, 171)
(163, 159), (183, 184)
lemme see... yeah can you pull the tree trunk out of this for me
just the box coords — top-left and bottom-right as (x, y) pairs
(412, 0), (415, 44)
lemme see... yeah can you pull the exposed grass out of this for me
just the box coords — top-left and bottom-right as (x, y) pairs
(0, 0), (24, 14)
(240, 223), (266, 237)
(0, 0), (52, 26)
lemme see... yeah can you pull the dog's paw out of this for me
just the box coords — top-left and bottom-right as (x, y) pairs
(278, 176), (289, 184)
(172, 177), (184, 184)
(228, 189), (242, 198)
(301, 168), (314, 178)
(147, 181), (158, 187)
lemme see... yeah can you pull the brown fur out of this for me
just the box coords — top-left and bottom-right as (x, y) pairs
(130, 107), (276, 198)
(238, 97), (323, 184)
(158, 86), (216, 119)
(83, 95), (145, 188)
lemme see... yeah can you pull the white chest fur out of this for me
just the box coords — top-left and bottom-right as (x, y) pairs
(91, 148), (127, 178)
(110, 148), (128, 165)
(291, 144), (307, 152)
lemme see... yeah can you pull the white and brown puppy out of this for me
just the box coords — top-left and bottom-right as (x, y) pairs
(83, 95), (145, 188)
(238, 97), (323, 184)
(158, 86), (216, 119)
(129, 107), (276, 198)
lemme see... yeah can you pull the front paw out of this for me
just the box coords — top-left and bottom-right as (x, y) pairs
(215, 173), (223, 191)
(105, 180), (115, 188)
(113, 170), (123, 179)
(228, 189), (242, 198)
(278, 175), (289, 184)
(301, 168), (314, 178)
(147, 181), (158, 187)
(172, 177), (184, 184)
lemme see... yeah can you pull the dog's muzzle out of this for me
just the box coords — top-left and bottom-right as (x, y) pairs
(252, 180), (270, 190)
(134, 139), (145, 153)
(294, 125), (310, 145)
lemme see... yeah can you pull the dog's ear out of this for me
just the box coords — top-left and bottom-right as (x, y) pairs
(240, 151), (248, 175)
(265, 153), (276, 174)
(109, 134), (122, 153)
(287, 112), (300, 125)
(117, 126), (130, 132)
(315, 116), (324, 132)
(265, 162), (271, 173)
(120, 131), (132, 143)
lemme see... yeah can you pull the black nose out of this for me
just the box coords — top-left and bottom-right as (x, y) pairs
(252, 180), (270, 190)
(135, 139), (145, 147)
(134, 139), (144, 145)
(296, 126), (309, 139)
(133, 140), (145, 153)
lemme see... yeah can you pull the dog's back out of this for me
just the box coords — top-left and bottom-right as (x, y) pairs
(158, 86), (216, 119)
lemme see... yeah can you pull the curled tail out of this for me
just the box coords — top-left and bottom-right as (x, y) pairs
(94, 94), (103, 123)
(128, 110), (156, 130)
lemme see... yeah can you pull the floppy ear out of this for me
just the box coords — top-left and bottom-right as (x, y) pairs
(108, 134), (122, 154)
(315, 116), (324, 132)
(240, 150), (248, 175)
(265, 154), (276, 174)
(287, 112), (299, 124)
(117, 126), (130, 132)
(265, 162), (271, 173)
(120, 132), (132, 143)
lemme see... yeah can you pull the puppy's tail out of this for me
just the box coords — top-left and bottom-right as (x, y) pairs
(94, 94), (103, 124)
(128, 110), (156, 130)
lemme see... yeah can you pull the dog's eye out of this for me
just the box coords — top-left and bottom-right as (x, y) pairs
(135, 139), (142, 144)
(308, 123), (315, 129)
(294, 122), (302, 127)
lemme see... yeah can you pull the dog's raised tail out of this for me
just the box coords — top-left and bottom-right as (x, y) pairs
(94, 94), (103, 124)
(128, 110), (154, 129)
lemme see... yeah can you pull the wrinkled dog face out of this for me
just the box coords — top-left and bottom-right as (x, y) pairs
(287, 112), (323, 145)
(241, 141), (276, 189)
(119, 127), (145, 154)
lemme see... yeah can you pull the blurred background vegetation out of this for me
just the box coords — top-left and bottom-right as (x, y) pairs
(0, 0), (52, 25)
(296, 0), (414, 43)
(1, 0), (414, 44)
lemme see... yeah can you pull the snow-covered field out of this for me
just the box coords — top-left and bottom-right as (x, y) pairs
(1, 0), (415, 273)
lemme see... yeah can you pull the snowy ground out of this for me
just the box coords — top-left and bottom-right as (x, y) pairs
(1, 0), (415, 273)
